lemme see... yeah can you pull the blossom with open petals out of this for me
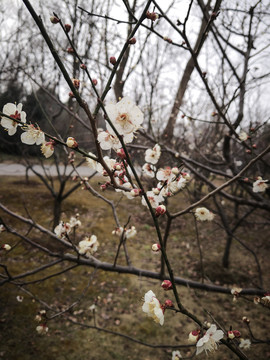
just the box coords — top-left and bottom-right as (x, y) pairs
(239, 131), (248, 141)
(142, 290), (164, 325)
(54, 221), (71, 239)
(142, 163), (156, 178)
(78, 235), (99, 257)
(195, 207), (214, 221)
(141, 190), (163, 208)
(41, 141), (54, 158)
(105, 96), (143, 136)
(252, 177), (268, 193)
(145, 144), (161, 165)
(239, 338), (251, 350)
(36, 324), (49, 335)
(196, 324), (224, 355)
(172, 350), (182, 359)
(1, 103), (26, 135)
(98, 130), (122, 150)
(21, 124), (45, 145)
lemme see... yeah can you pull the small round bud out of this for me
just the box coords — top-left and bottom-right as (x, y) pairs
(171, 167), (179, 175)
(233, 330), (241, 338)
(161, 280), (173, 291)
(163, 37), (172, 43)
(242, 316), (250, 324)
(67, 47), (74, 54)
(64, 24), (71, 32)
(92, 79), (98, 86)
(72, 78), (80, 89)
(2, 244), (11, 251)
(153, 188), (160, 195)
(66, 137), (78, 148)
(152, 243), (161, 252)
(155, 205), (166, 217)
(252, 144), (257, 149)
(146, 11), (159, 21)
(100, 184), (107, 191)
(246, 149), (252, 154)
(50, 16), (60, 24)
(129, 37), (136, 45)
(116, 148), (126, 159)
(188, 330), (200, 343)
(175, 152), (180, 158)
(80, 63), (87, 70)
(130, 189), (141, 197)
(164, 299), (174, 308)
(110, 56), (117, 65)
(227, 331), (235, 339)
(243, 177), (249, 182)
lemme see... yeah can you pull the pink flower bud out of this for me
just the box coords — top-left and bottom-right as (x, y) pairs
(67, 47), (74, 54)
(151, 243), (161, 252)
(116, 148), (126, 159)
(252, 144), (257, 149)
(72, 78), (80, 89)
(161, 280), (173, 291)
(246, 149), (252, 154)
(50, 16), (60, 24)
(155, 205), (166, 217)
(66, 137), (78, 148)
(227, 331), (235, 339)
(100, 184), (107, 191)
(146, 11), (159, 21)
(80, 64), (87, 70)
(64, 24), (71, 32)
(129, 37), (136, 45)
(164, 299), (174, 308)
(92, 79), (98, 86)
(188, 330), (200, 343)
(130, 189), (141, 197)
(110, 56), (117, 65)
(233, 330), (241, 338)
(163, 37), (172, 43)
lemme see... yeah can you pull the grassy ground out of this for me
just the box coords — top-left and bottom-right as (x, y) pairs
(0, 174), (269, 360)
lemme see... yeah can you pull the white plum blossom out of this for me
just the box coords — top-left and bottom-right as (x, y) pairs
(125, 226), (137, 239)
(54, 221), (71, 239)
(112, 227), (124, 236)
(96, 156), (116, 176)
(98, 130), (122, 150)
(21, 124), (45, 145)
(172, 350), (182, 360)
(142, 290), (164, 325)
(239, 338), (251, 350)
(196, 324), (224, 355)
(142, 163), (156, 178)
(156, 167), (174, 182)
(78, 235), (99, 257)
(1, 103), (26, 135)
(239, 131), (249, 141)
(69, 215), (81, 228)
(105, 96), (143, 136)
(36, 324), (49, 335)
(195, 207), (214, 221)
(145, 144), (161, 164)
(41, 141), (54, 158)
(86, 152), (97, 170)
(252, 177), (268, 193)
(141, 190), (163, 208)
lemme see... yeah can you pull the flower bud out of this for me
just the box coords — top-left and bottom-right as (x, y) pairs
(116, 148), (126, 159)
(155, 205), (166, 217)
(153, 188), (160, 195)
(163, 37), (172, 43)
(246, 149), (252, 154)
(171, 167), (179, 175)
(242, 316), (250, 324)
(161, 280), (173, 291)
(64, 24), (71, 32)
(36, 324), (49, 335)
(227, 330), (235, 339)
(100, 184), (107, 191)
(129, 37), (136, 45)
(233, 330), (241, 338)
(67, 47), (74, 54)
(110, 56), (117, 65)
(188, 330), (200, 343)
(50, 16), (60, 24)
(130, 189), (141, 197)
(80, 63), (87, 70)
(152, 243), (161, 252)
(146, 11), (159, 21)
(92, 79), (98, 86)
(66, 137), (78, 148)
(252, 144), (257, 149)
(164, 299), (174, 308)
(72, 78), (80, 89)
(2, 244), (11, 251)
